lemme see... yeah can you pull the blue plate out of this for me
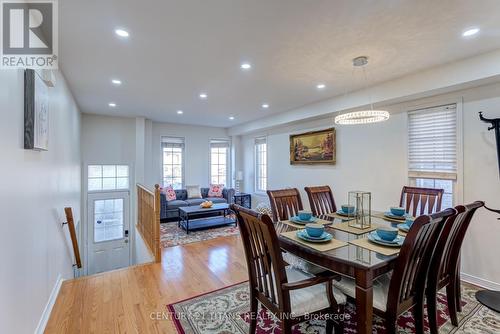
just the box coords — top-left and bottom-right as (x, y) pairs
(397, 223), (410, 232)
(367, 231), (404, 247)
(384, 212), (409, 221)
(335, 210), (352, 217)
(296, 230), (333, 243)
(290, 216), (318, 225)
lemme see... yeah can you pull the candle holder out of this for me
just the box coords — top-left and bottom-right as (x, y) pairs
(347, 190), (372, 230)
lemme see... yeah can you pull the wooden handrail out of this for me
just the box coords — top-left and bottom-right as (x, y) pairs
(136, 184), (162, 262)
(64, 207), (82, 268)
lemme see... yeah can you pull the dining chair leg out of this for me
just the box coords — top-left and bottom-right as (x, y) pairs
(426, 288), (439, 334)
(281, 318), (292, 334)
(249, 296), (258, 334)
(333, 304), (345, 334)
(414, 296), (425, 334)
(384, 314), (397, 334)
(454, 272), (462, 312)
(446, 284), (459, 326)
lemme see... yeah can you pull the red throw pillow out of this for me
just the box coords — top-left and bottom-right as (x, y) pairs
(164, 186), (177, 201)
(208, 184), (223, 198)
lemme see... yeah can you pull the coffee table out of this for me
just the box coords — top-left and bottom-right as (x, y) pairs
(178, 203), (236, 234)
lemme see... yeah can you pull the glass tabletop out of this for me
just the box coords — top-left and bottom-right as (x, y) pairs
(277, 214), (402, 271)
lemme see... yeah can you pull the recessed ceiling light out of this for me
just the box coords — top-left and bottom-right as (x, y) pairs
(462, 27), (480, 37)
(111, 79), (122, 85)
(199, 93), (208, 99)
(115, 29), (129, 37)
(262, 103), (269, 109)
(177, 110), (183, 115)
(241, 63), (252, 70)
(316, 83), (326, 89)
(229, 116), (235, 120)
(108, 102), (117, 108)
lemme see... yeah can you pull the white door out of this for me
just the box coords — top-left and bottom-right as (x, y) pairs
(87, 191), (130, 275)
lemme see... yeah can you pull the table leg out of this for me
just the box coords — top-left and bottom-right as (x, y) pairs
(178, 209), (181, 228)
(355, 269), (374, 334)
(186, 214), (190, 234)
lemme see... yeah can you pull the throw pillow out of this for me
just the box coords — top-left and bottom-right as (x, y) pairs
(208, 184), (224, 198)
(186, 185), (202, 199)
(164, 186), (177, 201)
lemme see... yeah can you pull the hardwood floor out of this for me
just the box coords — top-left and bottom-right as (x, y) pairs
(45, 235), (248, 334)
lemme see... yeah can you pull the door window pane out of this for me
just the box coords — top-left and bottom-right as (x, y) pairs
(94, 199), (124, 243)
(88, 165), (129, 192)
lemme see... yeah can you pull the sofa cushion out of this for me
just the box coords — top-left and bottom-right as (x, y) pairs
(208, 184), (224, 198)
(186, 185), (202, 199)
(166, 200), (189, 209)
(186, 198), (205, 206)
(205, 197), (227, 204)
(164, 186), (177, 201)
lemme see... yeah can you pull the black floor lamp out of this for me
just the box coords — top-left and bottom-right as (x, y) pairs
(476, 112), (500, 312)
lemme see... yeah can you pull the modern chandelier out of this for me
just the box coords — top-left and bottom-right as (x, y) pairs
(334, 56), (390, 125)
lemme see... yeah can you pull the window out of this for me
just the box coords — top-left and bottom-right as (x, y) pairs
(255, 137), (267, 192)
(88, 165), (129, 192)
(210, 139), (230, 186)
(408, 104), (457, 207)
(162, 137), (184, 189)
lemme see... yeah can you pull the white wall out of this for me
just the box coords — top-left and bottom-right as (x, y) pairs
(151, 122), (229, 188)
(240, 82), (500, 287)
(0, 70), (81, 334)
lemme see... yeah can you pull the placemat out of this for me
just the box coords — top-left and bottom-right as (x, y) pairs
(281, 218), (332, 229)
(371, 211), (408, 223)
(326, 212), (354, 221)
(348, 238), (401, 256)
(280, 230), (348, 252)
(330, 222), (381, 235)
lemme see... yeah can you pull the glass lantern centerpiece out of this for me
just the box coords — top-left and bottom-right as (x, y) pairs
(347, 190), (372, 229)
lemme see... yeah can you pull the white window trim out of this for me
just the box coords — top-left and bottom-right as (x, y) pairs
(161, 136), (185, 189)
(254, 137), (268, 195)
(208, 138), (231, 187)
(404, 98), (464, 206)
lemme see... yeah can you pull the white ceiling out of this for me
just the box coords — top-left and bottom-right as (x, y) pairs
(59, 0), (500, 127)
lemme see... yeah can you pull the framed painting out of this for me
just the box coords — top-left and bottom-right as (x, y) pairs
(24, 69), (49, 151)
(290, 128), (336, 165)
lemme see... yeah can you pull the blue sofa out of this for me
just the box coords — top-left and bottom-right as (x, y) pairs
(160, 187), (235, 221)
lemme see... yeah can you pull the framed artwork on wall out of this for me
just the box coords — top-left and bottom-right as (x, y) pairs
(290, 128), (336, 165)
(24, 69), (49, 151)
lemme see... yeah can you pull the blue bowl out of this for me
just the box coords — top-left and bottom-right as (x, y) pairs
(306, 223), (325, 238)
(405, 217), (415, 227)
(298, 210), (313, 221)
(376, 227), (398, 241)
(390, 207), (406, 217)
(341, 205), (355, 214)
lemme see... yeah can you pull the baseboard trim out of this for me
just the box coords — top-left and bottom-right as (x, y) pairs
(35, 274), (64, 334)
(461, 272), (500, 291)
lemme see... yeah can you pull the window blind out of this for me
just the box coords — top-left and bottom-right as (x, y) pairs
(408, 104), (457, 180)
(161, 136), (184, 148)
(210, 139), (230, 148)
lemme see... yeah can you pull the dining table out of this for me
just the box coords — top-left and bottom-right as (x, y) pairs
(276, 212), (403, 334)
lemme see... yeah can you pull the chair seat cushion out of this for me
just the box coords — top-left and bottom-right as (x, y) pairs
(333, 273), (391, 312)
(165, 200), (189, 209)
(185, 198), (205, 206)
(205, 197), (227, 204)
(285, 267), (346, 317)
(282, 252), (327, 275)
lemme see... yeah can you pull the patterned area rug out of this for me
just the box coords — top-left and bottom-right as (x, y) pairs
(167, 281), (500, 333)
(160, 222), (239, 248)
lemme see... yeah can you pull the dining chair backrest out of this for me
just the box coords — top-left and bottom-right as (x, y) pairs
(304, 185), (337, 216)
(432, 201), (484, 287)
(386, 208), (456, 315)
(267, 188), (304, 222)
(399, 186), (444, 216)
(231, 204), (289, 313)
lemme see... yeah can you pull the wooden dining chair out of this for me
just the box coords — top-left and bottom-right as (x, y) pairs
(305, 185), (337, 216)
(399, 186), (444, 216)
(267, 188), (303, 222)
(426, 201), (484, 334)
(335, 208), (456, 334)
(231, 204), (346, 334)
